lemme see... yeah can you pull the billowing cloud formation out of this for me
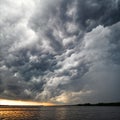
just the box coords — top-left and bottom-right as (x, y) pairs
(0, 0), (120, 104)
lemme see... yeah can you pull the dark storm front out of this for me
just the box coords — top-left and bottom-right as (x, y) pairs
(0, 106), (120, 120)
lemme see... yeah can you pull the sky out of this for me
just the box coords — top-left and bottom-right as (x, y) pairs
(0, 0), (120, 105)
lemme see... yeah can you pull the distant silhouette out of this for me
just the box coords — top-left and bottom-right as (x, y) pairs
(77, 102), (120, 106)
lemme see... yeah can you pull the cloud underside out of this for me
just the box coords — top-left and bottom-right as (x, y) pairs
(0, 0), (120, 104)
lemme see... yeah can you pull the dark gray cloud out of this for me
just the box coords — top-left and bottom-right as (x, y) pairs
(0, 0), (120, 104)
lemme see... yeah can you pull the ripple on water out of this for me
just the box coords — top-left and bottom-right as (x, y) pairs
(0, 106), (120, 120)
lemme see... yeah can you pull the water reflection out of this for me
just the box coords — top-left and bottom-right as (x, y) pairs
(0, 108), (39, 120)
(0, 106), (120, 120)
(0, 107), (69, 120)
(54, 107), (67, 120)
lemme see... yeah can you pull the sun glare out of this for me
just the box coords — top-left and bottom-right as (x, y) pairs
(0, 99), (55, 106)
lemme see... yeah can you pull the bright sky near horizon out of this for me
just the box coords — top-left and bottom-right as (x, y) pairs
(0, 99), (55, 106)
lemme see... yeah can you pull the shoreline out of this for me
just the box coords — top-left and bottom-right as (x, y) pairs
(0, 102), (120, 107)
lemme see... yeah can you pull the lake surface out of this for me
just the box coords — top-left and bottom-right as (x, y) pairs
(0, 106), (120, 120)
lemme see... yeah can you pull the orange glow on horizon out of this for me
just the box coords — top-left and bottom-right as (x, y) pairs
(0, 99), (55, 106)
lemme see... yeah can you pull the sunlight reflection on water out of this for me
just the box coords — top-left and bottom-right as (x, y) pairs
(0, 106), (120, 120)
(0, 108), (37, 120)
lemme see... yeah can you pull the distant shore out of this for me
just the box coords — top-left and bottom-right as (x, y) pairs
(76, 102), (120, 106)
(0, 102), (120, 107)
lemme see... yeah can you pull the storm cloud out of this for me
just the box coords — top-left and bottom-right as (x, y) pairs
(0, 0), (120, 104)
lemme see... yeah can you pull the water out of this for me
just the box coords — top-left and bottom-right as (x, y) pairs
(0, 106), (120, 120)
